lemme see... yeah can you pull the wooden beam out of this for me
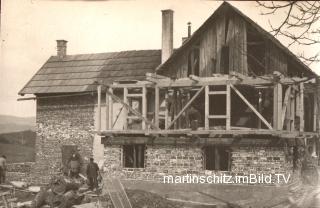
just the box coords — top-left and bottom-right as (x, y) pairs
(106, 89), (159, 130)
(299, 83), (304, 132)
(166, 86), (205, 130)
(155, 86), (160, 129)
(230, 84), (273, 130)
(142, 86), (147, 130)
(273, 83), (282, 130)
(165, 92), (169, 129)
(97, 85), (102, 132)
(108, 88), (113, 130)
(205, 85), (209, 130)
(123, 87), (128, 130)
(290, 91), (295, 131)
(281, 86), (291, 129)
(313, 92), (319, 131)
(226, 84), (231, 130)
(106, 90), (110, 130)
(146, 73), (310, 88)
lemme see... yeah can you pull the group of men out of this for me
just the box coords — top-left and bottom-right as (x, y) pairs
(67, 150), (100, 190)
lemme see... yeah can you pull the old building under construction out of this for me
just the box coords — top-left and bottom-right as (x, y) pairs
(19, 2), (319, 185)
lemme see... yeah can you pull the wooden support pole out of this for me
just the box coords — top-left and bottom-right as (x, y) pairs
(123, 87), (128, 130)
(106, 90), (110, 130)
(290, 91), (295, 131)
(155, 86), (160, 129)
(299, 82), (304, 132)
(205, 85), (209, 130)
(281, 86), (291, 129)
(97, 85), (102, 132)
(109, 88), (113, 130)
(230, 84), (273, 130)
(226, 84), (231, 130)
(273, 83), (282, 130)
(142, 86), (147, 130)
(165, 92), (169, 129)
(166, 86), (205, 130)
(313, 91), (317, 132)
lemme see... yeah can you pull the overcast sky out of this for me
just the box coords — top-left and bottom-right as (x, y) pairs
(1, 0), (319, 118)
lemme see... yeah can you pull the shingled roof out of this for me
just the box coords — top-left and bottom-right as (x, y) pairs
(19, 50), (161, 95)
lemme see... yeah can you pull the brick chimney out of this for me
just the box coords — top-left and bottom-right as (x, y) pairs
(161, 10), (174, 64)
(56, 40), (68, 59)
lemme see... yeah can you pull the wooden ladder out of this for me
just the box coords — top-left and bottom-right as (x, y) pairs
(104, 178), (132, 208)
(205, 84), (231, 130)
(0, 192), (17, 208)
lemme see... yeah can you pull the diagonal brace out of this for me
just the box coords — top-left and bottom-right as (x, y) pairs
(230, 84), (273, 130)
(166, 86), (205, 130)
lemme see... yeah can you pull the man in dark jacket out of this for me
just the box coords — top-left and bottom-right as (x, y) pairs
(86, 158), (100, 190)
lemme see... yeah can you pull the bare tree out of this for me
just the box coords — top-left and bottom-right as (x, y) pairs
(257, 1), (320, 65)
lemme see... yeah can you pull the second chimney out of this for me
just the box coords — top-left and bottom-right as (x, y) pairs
(56, 40), (68, 59)
(161, 10), (174, 64)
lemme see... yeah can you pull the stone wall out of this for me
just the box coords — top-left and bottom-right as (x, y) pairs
(31, 94), (95, 184)
(103, 143), (292, 184)
(6, 162), (35, 182)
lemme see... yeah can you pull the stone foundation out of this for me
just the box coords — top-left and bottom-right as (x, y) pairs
(103, 144), (293, 184)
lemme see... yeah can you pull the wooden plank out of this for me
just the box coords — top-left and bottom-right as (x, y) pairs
(97, 85), (102, 132)
(226, 84), (231, 130)
(208, 91), (227, 95)
(155, 86), (160, 128)
(208, 115), (227, 119)
(165, 92), (169, 129)
(126, 94), (143, 97)
(281, 86), (291, 129)
(300, 83), (304, 132)
(291, 91), (296, 131)
(123, 87), (128, 130)
(142, 87), (147, 130)
(273, 83), (282, 130)
(166, 86), (205, 130)
(205, 86), (209, 130)
(230, 84), (273, 130)
(109, 88), (114, 130)
(313, 92), (318, 132)
(106, 90), (110, 130)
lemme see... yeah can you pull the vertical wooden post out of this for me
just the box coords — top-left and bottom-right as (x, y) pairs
(205, 85), (209, 130)
(165, 91), (169, 129)
(106, 89), (110, 130)
(142, 86), (147, 130)
(313, 92), (317, 132)
(299, 82), (304, 132)
(155, 86), (160, 129)
(173, 89), (178, 129)
(290, 91), (295, 131)
(273, 83), (282, 130)
(226, 83), (231, 130)
(109, 88), (113, 129)
(123, 87), (128, 130)
(97, 85), (102, 132)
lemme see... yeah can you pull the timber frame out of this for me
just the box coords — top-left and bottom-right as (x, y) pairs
(96, 72), (320, 142)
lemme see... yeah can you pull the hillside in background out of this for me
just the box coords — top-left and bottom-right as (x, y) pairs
(0, 115), (36, 134)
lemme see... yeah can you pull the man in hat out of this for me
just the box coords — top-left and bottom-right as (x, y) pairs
(86, 158), (100, 190)
(68, 148), (82, 178)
